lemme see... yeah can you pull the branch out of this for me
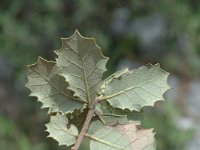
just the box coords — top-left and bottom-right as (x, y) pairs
(71, 98), (98, 150)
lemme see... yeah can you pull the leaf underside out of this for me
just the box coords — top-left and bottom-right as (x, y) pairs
(88, 121), (156, 150)
(103, 64), (170, 111)
(56, 30), (109, 102)
(26, 57), (83, 114)
(26, 30), (171, 150)
(95, 102), (129, 126)
(46, 114), (78, 147)
(98, 67), (129, 95)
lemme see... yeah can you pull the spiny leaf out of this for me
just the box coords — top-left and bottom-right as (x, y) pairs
(101, 64), (170, 111)
(95, 102), (128, 126)
(87, 120), (156, 150)
(96, 102), (142, 126)
(25, 30), (170, 150)
(46, 114), (78, 146)
(26, 57), (83, 114)
(55, 30), (109, 103)
(98, 68), (129, 95)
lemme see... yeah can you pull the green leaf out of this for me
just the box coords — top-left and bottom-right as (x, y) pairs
(98, 67), (129, 95)
(55, 30), (109, 102)
(98, 113), (128, 126)
(46, 114), (78, 147)
(26, 57), (83, 114)
(95, 102), (128, 126)
(101, 64), (170, 111)
(25, 30), (171, 150)
(86, 120), (156, 150)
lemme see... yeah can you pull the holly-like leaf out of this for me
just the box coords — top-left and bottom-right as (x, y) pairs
(26, 30), (170, 150)
(95, 102), (128, 126)
(86, 120), (156, 150)
(98, 68), (129, 95)
(26, 57), (83, 114)
(55, 30), (109, 102)
(46, 114), (78, 146)
(101, 64), (170, 111)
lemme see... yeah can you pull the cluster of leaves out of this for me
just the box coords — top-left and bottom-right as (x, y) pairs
(26, 30), (170, 150)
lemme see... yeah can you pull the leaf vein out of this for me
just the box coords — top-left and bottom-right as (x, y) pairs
(63, 55), (83, 70)
(100, 74), (164, 100)
(30, 68), (85, 103)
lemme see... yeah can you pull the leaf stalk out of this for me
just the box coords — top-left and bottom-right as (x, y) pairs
(71, 98), (98, 150)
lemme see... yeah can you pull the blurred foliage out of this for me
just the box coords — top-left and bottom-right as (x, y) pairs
(142, 102), (194, 150)
(0, 114), (47, 150)
(0, 0), (199, 150)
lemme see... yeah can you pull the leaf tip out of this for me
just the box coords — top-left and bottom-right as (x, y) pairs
(73, 29), (84, 38)
(74, 29), (80, 34)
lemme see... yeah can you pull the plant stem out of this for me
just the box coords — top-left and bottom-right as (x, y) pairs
(71, 98), (98, 150)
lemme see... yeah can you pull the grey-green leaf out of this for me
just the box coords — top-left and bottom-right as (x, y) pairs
(46, 114), (78, 146)
(56, 30), (109, 102)
(101, 64), (170, 111)
(87, 120), (156, 150)
(98, 67), (129, 95)
(26, 57), (83, 114)
(95, 102), (128, 126)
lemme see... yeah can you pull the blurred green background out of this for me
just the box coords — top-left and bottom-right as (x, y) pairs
(0, 0), (200, 150)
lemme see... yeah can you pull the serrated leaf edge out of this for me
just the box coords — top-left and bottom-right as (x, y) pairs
(54, 30), (109, 102)
(99, 64), (171, 111)
(25, 56), (85, 111)
(45, 114), (78, 146)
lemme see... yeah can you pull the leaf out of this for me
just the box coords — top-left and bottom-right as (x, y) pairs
(95, 102), (128, 126)
(96, 102), (142, 126)
(101, 64), (170, 111)
(79, 138), (90, 150)
(98, 68), (129, 95)
(55, 30), (109, 102)
(26, 57), (83, 114)
(46, 114), (78, 146)
(86, 120), (156, 150)
(98, 114), (128, 126)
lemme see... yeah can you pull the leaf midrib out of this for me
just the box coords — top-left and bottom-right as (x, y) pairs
(100, 74), (165, 100)
(66, 40), (92, 102)
(84, 133), (126, 150)
(80, 55), (91, 102)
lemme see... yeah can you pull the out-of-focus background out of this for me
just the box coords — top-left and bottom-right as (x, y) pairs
(0, 0), (200, 150)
